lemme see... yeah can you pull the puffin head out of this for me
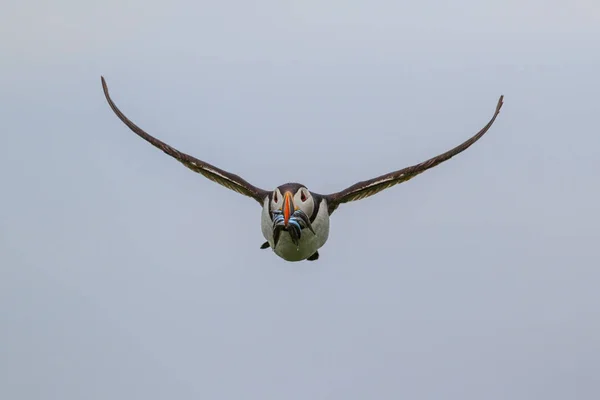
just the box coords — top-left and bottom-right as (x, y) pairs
(270, 183), (316, 246)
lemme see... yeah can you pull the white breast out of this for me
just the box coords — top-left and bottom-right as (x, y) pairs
(261, 198), (330, 262)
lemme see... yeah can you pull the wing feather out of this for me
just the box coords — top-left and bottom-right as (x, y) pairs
(101, 76), (269, 205)
(325, 95), (504, 214)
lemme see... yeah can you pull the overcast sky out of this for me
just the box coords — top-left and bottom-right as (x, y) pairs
(1, 1), (599, 399)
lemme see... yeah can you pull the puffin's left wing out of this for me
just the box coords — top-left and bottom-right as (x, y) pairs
(324, 95), (504, 214)
(101, 76), (270, 205)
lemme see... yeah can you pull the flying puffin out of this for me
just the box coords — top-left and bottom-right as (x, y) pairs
(101, 77), (504, 262)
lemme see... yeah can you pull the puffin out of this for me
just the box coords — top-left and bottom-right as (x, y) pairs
(101, 77), (504, 262)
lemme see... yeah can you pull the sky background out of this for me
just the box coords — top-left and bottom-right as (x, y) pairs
(1, 1), (599, 399)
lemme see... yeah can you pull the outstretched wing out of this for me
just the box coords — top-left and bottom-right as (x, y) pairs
(101, 76), (270, 205)
(324, 95), (504, 214)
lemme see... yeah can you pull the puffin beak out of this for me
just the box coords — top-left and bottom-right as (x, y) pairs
(282, 191), (294, 226)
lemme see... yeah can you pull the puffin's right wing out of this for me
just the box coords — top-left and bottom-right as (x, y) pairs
(101, 77), (270, 205)
(324, 95), (504, 214)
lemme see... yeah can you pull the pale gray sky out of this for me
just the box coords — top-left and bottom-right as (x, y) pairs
(1, 1), (599, 399)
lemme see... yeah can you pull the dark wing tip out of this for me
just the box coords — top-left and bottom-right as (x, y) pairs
(496, 95), (504, 113)
(100, 76), (110, 98)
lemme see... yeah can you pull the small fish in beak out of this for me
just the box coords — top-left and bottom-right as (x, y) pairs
(290, 209), (315, 235)
(287, 219), (302, 247)
(273, 223), (284, 248)
(271, 206), (316, 249)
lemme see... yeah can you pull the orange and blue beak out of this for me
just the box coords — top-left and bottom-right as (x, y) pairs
(282, 191), (295, 227)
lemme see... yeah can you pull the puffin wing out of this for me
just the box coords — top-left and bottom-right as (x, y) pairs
(324, 95), (504, 214)
(101, 77), (270, 205)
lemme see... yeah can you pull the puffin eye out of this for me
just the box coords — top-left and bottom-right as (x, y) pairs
(301, 191), (307, 202)
(274, 192), (279, 203)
